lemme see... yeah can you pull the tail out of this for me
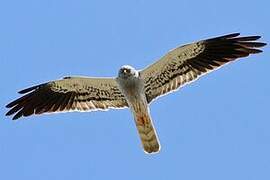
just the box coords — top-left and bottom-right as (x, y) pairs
(134, 111), (160, 154)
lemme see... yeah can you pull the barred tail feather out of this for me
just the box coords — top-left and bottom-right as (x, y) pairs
(135, 112), (160, 153)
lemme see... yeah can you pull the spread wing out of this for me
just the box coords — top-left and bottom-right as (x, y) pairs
(6, 77), (128, 120)
(140, 33), (266, 103)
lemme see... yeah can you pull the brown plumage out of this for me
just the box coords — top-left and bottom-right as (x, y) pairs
(5, 33), (266, 154)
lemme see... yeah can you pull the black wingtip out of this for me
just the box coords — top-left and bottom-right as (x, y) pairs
(261, 42), (267, 47)
(234, 35), (262, 42)
(12, 115), (21, 120)
(221, 33), (241, 39)
(5, 111), (13, 116)
(6, 102), (14, 108)
(10, 110), (24, 120)
(252, 42), (267, 49)
(251, 49), (263, 54)
(229, 32), (241, 37)
(208, 33), (240, 41)
(5, 109), (20, 120)
(18, 85), (39, 94)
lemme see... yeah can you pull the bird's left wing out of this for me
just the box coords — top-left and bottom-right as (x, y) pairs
(140, 33), (266, 103)
(6, 77), (128, 120)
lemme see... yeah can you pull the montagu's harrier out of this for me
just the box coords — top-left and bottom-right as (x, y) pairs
(6, 33), (266, 154)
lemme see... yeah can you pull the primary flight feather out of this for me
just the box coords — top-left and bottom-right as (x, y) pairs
(6, 33), (266, 154)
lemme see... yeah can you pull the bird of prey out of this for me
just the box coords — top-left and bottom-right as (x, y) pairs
(6, 33), (266, 154)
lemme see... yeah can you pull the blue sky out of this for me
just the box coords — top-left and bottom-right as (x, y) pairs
(0, 0), (269, 179)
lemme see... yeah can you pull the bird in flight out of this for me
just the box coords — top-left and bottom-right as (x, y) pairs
(6, 33), (266, 154)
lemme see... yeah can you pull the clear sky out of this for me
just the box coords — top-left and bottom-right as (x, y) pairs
(0, 0), (269, 179)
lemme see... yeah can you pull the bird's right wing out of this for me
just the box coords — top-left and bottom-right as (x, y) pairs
(6, 77), (128, 120)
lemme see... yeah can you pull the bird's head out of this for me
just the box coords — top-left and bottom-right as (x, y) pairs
(118, 65), (139, 79)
